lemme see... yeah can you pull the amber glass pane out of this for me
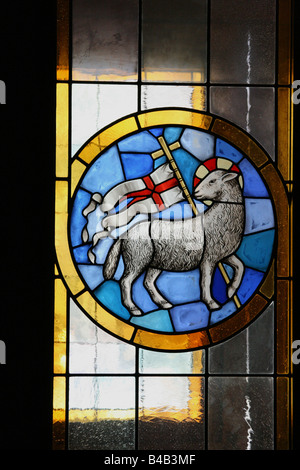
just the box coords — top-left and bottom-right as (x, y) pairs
(142, 0), (207, 82)
(278, 0), (292, 85)
(57, 0), (69, 80)
(72, 0), (139, 81)
(277, 378), (290, 449)
(277, 280), (290, 375)
(278, 87), (292, 181)
(53, 377), (66, 450)
(210, 0), (276, 84)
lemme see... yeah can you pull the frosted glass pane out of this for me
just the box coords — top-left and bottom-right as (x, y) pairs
(69, 376), (135, 450)
(139, 348), (205, 374)
(139, 377), (205, 450)
(210, 0), (276, 84)
(72, 0), (139, 81)
(71, 84), (137, 156)
(210, 86), (275, 159)
(208, 303), (274, 374)
(142, 0), (207, 82)
(141, 85), (206, 111)
(69, 300), (135, 374)
(208, 377), (274, 450)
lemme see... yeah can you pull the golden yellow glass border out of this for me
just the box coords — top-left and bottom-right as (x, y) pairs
(55, 109), (289, 351)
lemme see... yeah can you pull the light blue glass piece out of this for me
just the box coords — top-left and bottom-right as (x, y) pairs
(181, 128), (215, 160)
(156, 270), (201, 305)
(236, 229), (275, 272)
(215, 138), (243, 163)
(170, 302), (210, 332)
(78, 265), (104, 290)
(93, 280), (131, 320)
(154, 155), (167, 168)
(130, 309), (174, 333)
(80, 145), (124, 194)
(164, 126), (183, 144)
(239, 158), (270, 197)
(244, 198), (275, 234)
(118, 130), (161, 153)
(209, 300), (237, 325)
(70, 189), (93, 247)
(121, 153), (154, 179)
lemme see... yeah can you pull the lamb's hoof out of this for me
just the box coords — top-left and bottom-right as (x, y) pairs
(207, 300), (220, 310)
(158, 301), (172, 310)
(130, 308), (143, 316)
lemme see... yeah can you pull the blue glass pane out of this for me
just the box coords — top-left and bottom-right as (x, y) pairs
(164, 126), (183, 144)
(118, 130), (161, 153)
(237, 229), (275, 272)
(94, 280), (131, 320)
(209, 300), (237, 325)
(236, 267), (264, 303)
(78, 265), (104, 290)
(244, 198), (275, 234)
(73, 245), (90, 264)
(181, 128), (215, 160)
(212, 266), (229, 304)
(170, 302), (210, 332)
(80, 145), (124, 194)
(132, 273), (160, 313)
(172, 148), (200, 194)
(121, 153), (154, 179)
(130, 309), (173, 332)
(239, 158), (270, 197)
(156, 270), (201, 305)
(215, 138), (243, 163)
(149, 127), (164, 137)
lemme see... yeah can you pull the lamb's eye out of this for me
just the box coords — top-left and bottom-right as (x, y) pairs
(209, 179), (216, 185)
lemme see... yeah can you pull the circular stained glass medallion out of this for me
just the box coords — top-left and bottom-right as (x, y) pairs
(67, 109), (283, 352)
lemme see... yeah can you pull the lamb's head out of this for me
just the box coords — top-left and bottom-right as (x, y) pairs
(193, 170), (243, 203)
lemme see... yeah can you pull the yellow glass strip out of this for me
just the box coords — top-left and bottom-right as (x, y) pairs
(53, 279), (67, 374)
(278, 88), (292, 181)
(138, 110), (212, 130)
(76, 291), (135, 342)
(261, 165), (289, 278)
(78, 117), (138, 165)
(141, 70), (204, 83)
(211, 119), (268, 168)
(72, 70), (138, 82)
(71, 159), (87, 196)
(55, 180), (84, 294)
(277, 280), (290, 375)
(278, 0), (292, 86)
(56, 83), (69, 177)
(187, 377), (204, 422)
(133, 329), (210, 351)
(276, 377), (290, 450)
(53, 376), (66, 450)
(69, 409), (135, 422)
(57, 0), (69, 81)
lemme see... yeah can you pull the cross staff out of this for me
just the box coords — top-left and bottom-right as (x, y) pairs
(151, 135), (241, 310)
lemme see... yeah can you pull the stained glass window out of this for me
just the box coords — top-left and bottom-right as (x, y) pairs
(54, 0), (295, 451)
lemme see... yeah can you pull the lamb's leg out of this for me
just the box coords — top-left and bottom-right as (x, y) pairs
(223, 254), (244, 299)
(121, 271), (143, 316)
(144, 268), (172, 309)
(200, 258), (220, 310)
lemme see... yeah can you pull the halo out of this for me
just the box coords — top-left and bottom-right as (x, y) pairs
(194, 157), (244, 190)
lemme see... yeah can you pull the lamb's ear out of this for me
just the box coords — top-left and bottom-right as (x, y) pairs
(221, 172), (239, 183)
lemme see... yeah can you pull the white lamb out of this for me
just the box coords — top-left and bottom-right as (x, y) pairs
(102, 169), (245, 316)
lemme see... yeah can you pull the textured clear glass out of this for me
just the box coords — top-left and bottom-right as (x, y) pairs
(72, 0), (139, 81)
(139, 377), (205, 450)
(210, 86), (275, 159)
(208, 377), (274, 450)
(141, 85), (207, 111)
(71, 84), (138, 156)
(210, 0), (276, 84)
(208, 303), (274, 374)
(68, 376), (135, 450)
(142, 0), (207, 82)
(69, 300), (136, 374)
(139, 349), (205, 374)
